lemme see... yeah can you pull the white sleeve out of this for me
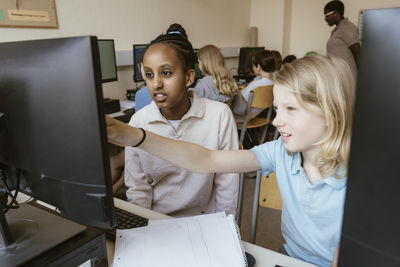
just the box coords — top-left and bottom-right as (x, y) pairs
(124, 117), (153, 208)
(213, 105), (240, 216)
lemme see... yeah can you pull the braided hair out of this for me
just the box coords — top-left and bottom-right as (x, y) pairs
(166, 23), (188, 39)
(144, 33), (195, 73)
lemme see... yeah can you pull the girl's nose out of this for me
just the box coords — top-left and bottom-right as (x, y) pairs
(152, 75), (163, 89)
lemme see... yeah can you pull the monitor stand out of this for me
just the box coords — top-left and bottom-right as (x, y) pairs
(0, 203), (86, 266)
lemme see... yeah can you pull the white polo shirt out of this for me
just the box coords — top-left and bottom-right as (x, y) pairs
(125, 91), (239, 217)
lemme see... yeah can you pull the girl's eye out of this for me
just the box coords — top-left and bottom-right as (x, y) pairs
(162, 70), (172, 77)
(272, 105), (278, 111)
(287, 106), (296, 111)
(145, 72), (153, 79)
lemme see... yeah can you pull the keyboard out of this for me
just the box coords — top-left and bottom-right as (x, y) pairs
(123, 108), (135, 116)
(104, 207), (149, 240)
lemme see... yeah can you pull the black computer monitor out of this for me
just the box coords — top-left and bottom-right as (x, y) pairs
(193, 48), (203, 79)
(339, 8), (400, 266)
(0, 36), (115, 263)
(237, 47), (264, 75)
(98, 39), (118, 83)
(133, 44), (148, 83)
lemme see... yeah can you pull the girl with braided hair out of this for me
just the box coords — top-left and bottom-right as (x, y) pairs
(124, 33), (240, 217)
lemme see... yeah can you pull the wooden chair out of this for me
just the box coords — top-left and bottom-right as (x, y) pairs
(236, 85), (274, 146)
(250, 172), (282, 244)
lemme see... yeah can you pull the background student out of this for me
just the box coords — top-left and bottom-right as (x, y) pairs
(106, 54), (355, 267)
(272, 50), (283, 72)
(232, 49), (276, 122)
(124, 32), (240, 217)
(193, 44), (238, 105)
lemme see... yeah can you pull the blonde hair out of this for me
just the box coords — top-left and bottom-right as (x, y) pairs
(275, 54), (355, 178)
(198, 45), (238, 97)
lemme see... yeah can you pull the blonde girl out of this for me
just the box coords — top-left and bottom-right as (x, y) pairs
(193, 44), (238, 103)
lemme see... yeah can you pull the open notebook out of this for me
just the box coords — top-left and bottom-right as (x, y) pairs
(113, 212), (247, 267)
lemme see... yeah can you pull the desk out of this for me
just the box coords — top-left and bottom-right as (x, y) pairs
(108, 198), (317, 267)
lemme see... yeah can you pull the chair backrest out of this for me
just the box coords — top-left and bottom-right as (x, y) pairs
(237, 85), (274, 146)
(249, 85), (273, 109)
(259, 172), (282, 211)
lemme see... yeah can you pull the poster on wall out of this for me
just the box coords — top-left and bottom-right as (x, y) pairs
(0, 0), (58, 28)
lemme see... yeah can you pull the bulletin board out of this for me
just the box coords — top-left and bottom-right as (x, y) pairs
(0, 0), (58, 28)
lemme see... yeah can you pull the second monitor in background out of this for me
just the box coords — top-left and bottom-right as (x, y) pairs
(98, 39), (118, 83)
(237, 47), (265, 77)
(193, 48), (203, 79)
(133, 44), (148, 83)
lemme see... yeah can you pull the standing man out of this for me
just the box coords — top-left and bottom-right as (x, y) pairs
(324, 0), (360, 77)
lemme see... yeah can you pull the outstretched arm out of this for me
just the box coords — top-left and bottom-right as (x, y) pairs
(106, 116), (260, 174)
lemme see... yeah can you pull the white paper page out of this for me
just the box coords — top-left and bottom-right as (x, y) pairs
(119, 100), (135, 109)
(149, 212), (246, 267)
(113, 221), (212, 267)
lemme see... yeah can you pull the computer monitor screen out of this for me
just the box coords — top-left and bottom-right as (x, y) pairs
(98, 39), (118, 83)
(339, 8), (400, 266)
(193, 48), (203, 79)
(0, 36), (115, 229)
(133, 44), (148, 83)
(237, 47), (264, 75)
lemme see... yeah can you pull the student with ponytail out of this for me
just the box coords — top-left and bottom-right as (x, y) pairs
(193, 44), (238, 104)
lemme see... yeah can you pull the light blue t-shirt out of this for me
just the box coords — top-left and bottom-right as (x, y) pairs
(251, 138), (347, 267)
(135, 86), (152, 112)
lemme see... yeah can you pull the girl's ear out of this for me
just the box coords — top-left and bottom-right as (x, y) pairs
(185, 69), (195, 87)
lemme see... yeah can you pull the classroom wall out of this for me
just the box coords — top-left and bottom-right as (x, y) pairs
(250, 0), (285, 51)
(288, 0), (328, 57)
(0, 0), (250, 100)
